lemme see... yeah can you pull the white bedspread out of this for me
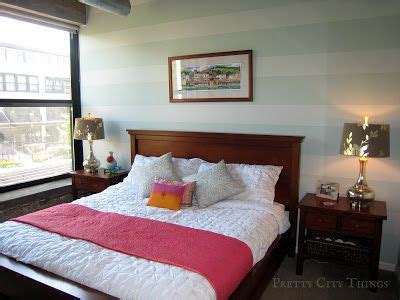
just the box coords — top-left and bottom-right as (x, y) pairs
(0, 182), (289, 300)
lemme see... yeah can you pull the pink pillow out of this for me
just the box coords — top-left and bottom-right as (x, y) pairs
(154, 177), (196, 207)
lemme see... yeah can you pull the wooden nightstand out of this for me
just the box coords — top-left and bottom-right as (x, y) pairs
(296, 193), (387, 290)
(71, 169), (129, 199)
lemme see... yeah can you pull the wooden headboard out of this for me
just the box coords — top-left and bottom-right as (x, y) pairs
(127, 130), (304, 255)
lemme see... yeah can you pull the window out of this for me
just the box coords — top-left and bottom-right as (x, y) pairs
(29, 76), (39, 92)
(45, 77), (70, 94)
(5, 74), (16, 91)
(0, 16), (81, 190)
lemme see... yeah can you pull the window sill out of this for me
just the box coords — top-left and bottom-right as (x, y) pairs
(0, 178), (71, 203)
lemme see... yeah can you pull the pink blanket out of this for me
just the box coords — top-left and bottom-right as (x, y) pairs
(12, 204), (253, 299)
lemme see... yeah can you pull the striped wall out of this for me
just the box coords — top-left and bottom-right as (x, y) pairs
(79, 0), (400, 268)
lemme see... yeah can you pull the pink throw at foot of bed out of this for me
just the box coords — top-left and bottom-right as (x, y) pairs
(12, 204), (253, 299)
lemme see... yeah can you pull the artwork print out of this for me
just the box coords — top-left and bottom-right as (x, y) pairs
(169, 50), (252, 102)
(180, 63), (241, 91)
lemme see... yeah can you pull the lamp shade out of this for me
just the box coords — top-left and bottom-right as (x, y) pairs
(340, 123), (390, 158)
(73, 117), (105, 140)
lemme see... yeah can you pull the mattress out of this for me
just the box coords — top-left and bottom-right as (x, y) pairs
(0, 182), (290, 300)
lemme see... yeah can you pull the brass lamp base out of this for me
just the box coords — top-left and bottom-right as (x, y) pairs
(347, 157), (375, 204)
(347, 185), (375, 200)
(83, 157), (100, 173)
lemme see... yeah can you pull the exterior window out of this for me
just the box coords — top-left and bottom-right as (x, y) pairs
(0, 15), (79, 190)
(45, 77), (71, 94)
(17, 75), (27, 91)
(5, 74), (15, 91)
(29, 76), (39, 92)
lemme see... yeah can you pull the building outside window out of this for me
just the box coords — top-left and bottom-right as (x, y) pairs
(0, 16), (79, 190)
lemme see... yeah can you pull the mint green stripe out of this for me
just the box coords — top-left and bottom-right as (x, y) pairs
(82, 75), (327, 105)
(95, 120), (324, 154)
(81, 15), (400, 71)
(97, 120), (399, 159)
(82, 73), (400, 106)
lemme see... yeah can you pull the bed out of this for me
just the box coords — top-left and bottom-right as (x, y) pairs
(0, 130), (304, 299)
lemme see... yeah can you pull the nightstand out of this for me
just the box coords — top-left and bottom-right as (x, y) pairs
(296, 193), (387, 290)
(71, 169), (129, 199)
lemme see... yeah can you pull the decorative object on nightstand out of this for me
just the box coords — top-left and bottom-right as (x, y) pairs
(315, 180), (339, 200)
(340, 116), (390, 203)
(297, 193), (387, 292)
(71, 168), (128, 199)
(73, 113), (105, 173)
(105, 151), (118, 171)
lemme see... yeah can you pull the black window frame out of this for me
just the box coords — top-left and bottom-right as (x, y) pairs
(0, 31), (82, 193)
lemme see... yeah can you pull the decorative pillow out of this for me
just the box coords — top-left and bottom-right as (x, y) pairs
(129, 153), (181, 198)
(125, 155), (205, 184)
(183, 160), (244, 208)
(153, 177), (196, 207)
(198, 162), (282, 204)
(147, 181), (185, 210)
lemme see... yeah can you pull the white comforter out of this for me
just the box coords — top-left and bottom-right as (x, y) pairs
(0, 182), (289, 300)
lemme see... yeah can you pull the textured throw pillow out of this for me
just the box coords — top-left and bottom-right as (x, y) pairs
(124, 155), (205, 184)
(183, 160), (244, 208)
(153, 177), (196, 207)
(147, 181), (185, 210)
(198, 162), (282, 204)
(131, 153), (181, 198)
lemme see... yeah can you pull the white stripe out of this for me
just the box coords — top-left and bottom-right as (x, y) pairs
(80, 49), (400, 87)
(82, 104), (327, 126)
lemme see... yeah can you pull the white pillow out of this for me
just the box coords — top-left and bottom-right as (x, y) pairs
(124, 154), (205, 184)
(198, 162), (282, 204)
(127, 153), (181, 198)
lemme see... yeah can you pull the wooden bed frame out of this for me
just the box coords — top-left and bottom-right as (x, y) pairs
(0, 130), (304, 300)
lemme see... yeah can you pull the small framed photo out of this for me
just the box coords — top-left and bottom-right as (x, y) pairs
(316, 181), (340, 200)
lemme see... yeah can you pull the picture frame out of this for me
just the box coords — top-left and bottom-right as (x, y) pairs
(316, 181), (340, 200)
(168, 50), (253, 103)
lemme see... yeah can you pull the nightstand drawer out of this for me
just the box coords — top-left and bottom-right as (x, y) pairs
(74, 177), (108, 192)
(305, 212), (337, 230)
(341, 217), (375, 235)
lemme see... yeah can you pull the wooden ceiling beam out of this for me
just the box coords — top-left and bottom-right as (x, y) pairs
(0, 0), (87, 26)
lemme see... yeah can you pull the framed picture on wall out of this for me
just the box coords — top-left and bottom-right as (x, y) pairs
(168, 50), (253, 102)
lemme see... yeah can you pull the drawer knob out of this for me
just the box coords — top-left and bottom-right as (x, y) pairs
(354, 224), (360, 228)
(318, 218), (323, 223)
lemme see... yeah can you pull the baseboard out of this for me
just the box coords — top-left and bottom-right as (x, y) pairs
(379, 261), (396, 272)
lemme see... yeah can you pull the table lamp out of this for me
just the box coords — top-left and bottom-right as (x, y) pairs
(340, 116), (390, 202)
(73, 113), (105, 173)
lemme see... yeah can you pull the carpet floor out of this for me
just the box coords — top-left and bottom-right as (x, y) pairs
(262, 257), (399, 300)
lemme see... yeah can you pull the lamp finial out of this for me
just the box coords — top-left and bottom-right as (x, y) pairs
(364, 115), (369, 127)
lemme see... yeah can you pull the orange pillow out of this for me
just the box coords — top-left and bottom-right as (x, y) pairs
(147, 180), (186, 210)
